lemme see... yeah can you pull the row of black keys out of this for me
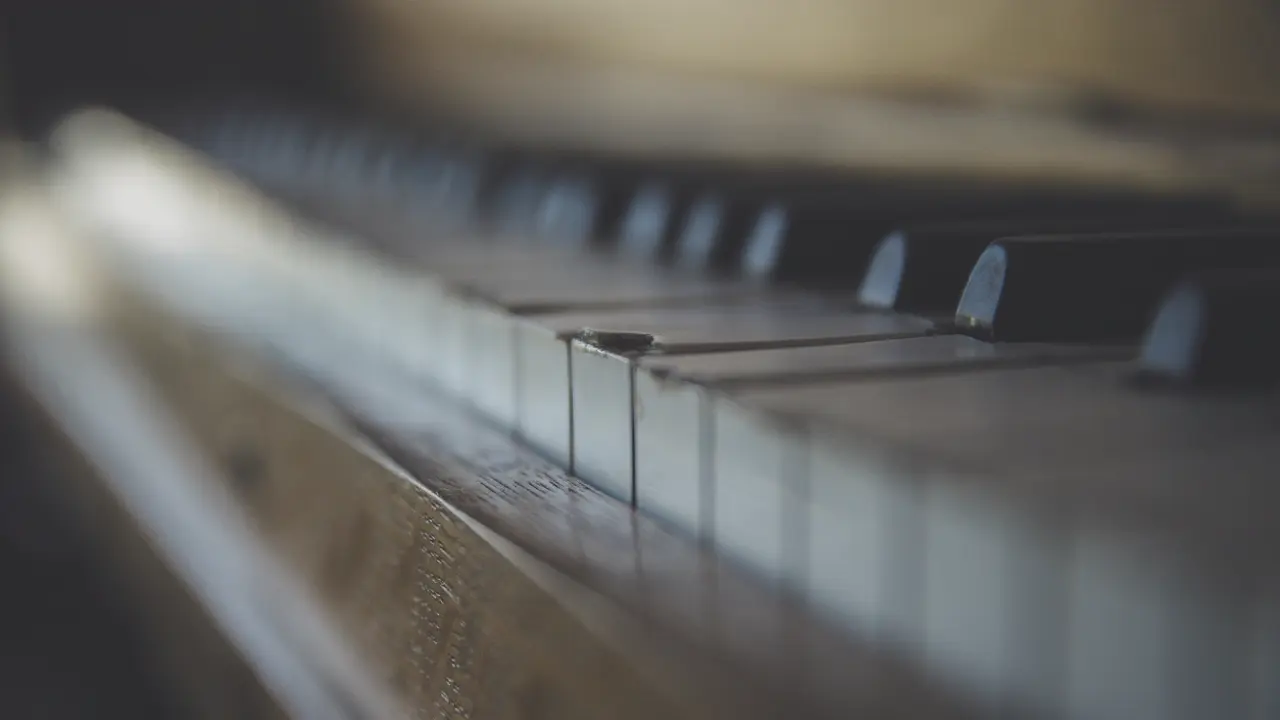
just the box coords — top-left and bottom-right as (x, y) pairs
(189, 105), (1280, 389)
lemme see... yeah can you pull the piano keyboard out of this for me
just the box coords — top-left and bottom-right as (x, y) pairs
(50, 107), (1280, 720)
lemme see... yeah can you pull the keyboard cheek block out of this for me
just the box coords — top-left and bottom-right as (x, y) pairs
(55, 108), (1280, 720)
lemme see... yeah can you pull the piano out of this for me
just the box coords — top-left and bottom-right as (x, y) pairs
(4, 1), (1280, 719)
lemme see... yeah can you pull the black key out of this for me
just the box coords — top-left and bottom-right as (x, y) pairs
(735, 192), (926, 288)
(735, 185), (1235, 290)
(725, 186), (920, 287)
(1137, 269), (1280, 387)
(616, 163), (760, 261)
(298, 120), (361, 184)
(955, 229), (1280, 343)
(666, 170), (852, 272)
(735, 198), (1007, 290)
(236, 112), (308, 179)
(618, 181), (689, 261)
(534, 173), (599, 246)
(591, 168), (655, 246)
(402, 150), (485, 227)
(489, 166), (551, 237)
(534, 168), (643, 248)
(858, 226), (997, 314)
(328, 129), (418, 204)
(739, 200), (871, 284)
(858, 210), (1239, 315)
(673, 192), (763, 273)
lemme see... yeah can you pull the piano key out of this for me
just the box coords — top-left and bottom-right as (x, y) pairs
(673, 192), (763, 273)
(741, 186), (1239, 293)
(489, 164), (552, 237)
(383, 175), (1244, 331)
(531, 172), (597, 246)
(206, 111), (1258, 325)
(620, 167), (799, 263)
(230, 121), (1280, 515)
(373, 239), (768, 404)
(857, 226), (995, 314)
(298, 174), (740, 301)
(405, 152), (486, 229)
(316, 125), (382, 190)
(676, 177), (887, 280)
(203, 111), (476, 230)
(319, 166), (749, 300)
(205, 109), (267, 169)
(618, 180), (689, 260)
(629, 336), (1120, 565)
(65, 117), (877, 426)
(740, 199), (894, 285)
(447, 268), (782, 439)
(694, 364), (1280, 719)
(1138, 268), (1280, 387)
(567, 166), (654, 246)
(956, 229), (1280, 342)
(397, 185), (874, 412)
(512, 301), (933, 490)
(732, 186), (1015, 288)
(528, 161), (648, 247)
(284, 118), (357, 186)
(242, 115), (312, 182)
(418, 244), (743, 308)
(1063, 529), (1254, 720)
(661, 363), (1068, 706)
(856, 208), (1240, 315)
(488, 156), (689, 248)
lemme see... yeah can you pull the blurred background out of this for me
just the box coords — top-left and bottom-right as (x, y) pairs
(3, 4), (341, 716)
(6, 3), (1280, 718)
(3, 0), (346, 136)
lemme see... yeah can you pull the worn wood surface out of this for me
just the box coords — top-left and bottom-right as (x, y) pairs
(102, 300), (803, 719)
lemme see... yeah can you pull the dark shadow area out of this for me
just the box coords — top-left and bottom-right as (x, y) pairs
(2, 0), (349, 136)
(0, 380), (186, 718)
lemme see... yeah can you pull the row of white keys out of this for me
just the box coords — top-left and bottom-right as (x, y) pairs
(619, 335), (1119, 570)
(630, 355), (1280, 719)
(557, 306), (936, 499)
